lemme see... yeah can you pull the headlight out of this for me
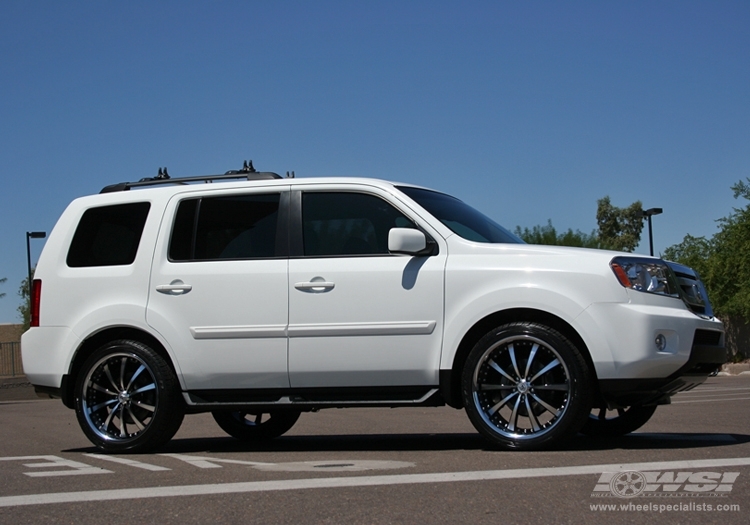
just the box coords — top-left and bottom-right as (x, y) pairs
(610, 256), (680, 297)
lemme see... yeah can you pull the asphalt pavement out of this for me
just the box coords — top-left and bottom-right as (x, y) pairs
(1, 375), (749, 524)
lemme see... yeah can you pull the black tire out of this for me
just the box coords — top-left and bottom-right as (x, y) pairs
(581, 405), (657, 437)
(74, 340), (185, 453)
(462, 322), (592, 450)
(212, 411), (301, 440)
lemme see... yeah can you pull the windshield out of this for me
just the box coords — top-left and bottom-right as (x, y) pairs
(397, 186), (523, 244)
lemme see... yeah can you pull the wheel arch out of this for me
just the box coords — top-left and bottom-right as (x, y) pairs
(62, 326), (178, 409)
(440, 308), (598, 409)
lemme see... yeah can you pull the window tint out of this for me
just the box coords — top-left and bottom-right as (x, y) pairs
(67, 202), (151, 267)
(169, 193), (281, 261)
(397, 186), (523, 244)
(302, 192), (415, 256)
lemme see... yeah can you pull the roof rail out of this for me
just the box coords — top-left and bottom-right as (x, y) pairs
(100, 160), (283, 193)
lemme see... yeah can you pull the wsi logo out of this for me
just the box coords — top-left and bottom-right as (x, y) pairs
(592, 471), (740, 498)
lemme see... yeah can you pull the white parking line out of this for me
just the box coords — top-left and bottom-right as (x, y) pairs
(671, 396), (750, 404)
(1, 456), (749, 507)
(83, 454), (171, 472)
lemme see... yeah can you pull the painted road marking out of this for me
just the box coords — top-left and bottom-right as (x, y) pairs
(1, 457), (749, 507)
(159, 453), (276, 469)
(83, 454), (171, 472)
(0, 456), (111, 477)
(671, 396), (750, 404)
(630, 433), (736, 442)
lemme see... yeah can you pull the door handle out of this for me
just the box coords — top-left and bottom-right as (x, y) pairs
(156, 280), (193, 295)
(294, 280), (335, 292)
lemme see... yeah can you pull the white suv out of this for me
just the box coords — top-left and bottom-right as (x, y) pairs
(22, 162), (725, 452)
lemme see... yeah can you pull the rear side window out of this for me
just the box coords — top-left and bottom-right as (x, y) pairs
(67, 202), (151, 267)
(169, 193), (281, 261)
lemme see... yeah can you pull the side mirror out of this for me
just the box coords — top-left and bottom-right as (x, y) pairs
(388, 228), (428, 255)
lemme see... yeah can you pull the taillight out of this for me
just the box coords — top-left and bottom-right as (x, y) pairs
(30, 279), (41, 327)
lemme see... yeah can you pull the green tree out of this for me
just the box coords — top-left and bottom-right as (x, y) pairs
(662, 234), (713, 278)
(704, 179), (750, 321)
(18, 273), (32, 330)
(514, 220), (602, 248)
(665, 178), (750, 322)
(596, 196), (645, 252)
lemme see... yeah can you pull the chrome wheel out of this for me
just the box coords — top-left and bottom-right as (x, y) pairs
(75, 340), (184, 453)
(82, 352), (158, 442)
(463, 323), (591, 449)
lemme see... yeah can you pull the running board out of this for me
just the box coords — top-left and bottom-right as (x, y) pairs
(183, 386), (443, 411)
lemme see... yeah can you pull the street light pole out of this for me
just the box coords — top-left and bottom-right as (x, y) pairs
(26, 231), (46, 298)
(641, 208), (663, 256)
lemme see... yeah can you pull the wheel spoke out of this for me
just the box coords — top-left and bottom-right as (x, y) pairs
(127, 407), (146, 431)
(132, 400), (155, 412)
(488, 391), (518, 416)
(89, 381), (117, 396)
(529, 358), (560, 382)
(507, 394), (522, 432)
(532, 383), (568, 391)
(125, 364), (146, 391)
(131, 383), (156, 395)
(103, 364), (119, 393)
(478, 383), (514, 391)
(524, 395), (541, 432)
(90, 398), (118, 412)
(119, 357), (127, 391)
(119, 404), (127, 437)
(523, 343), (539, 379)
(488, 359), (516, 382)
(530, 393), (561, 417)
(103, 401), (121, 430)
(508, 343), (522, 379)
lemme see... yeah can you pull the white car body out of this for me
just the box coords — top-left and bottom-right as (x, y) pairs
(22, 169), (726, 452)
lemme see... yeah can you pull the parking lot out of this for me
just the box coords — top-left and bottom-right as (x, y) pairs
(1, 376), (748, 524)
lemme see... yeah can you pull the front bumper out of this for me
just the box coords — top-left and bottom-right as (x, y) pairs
(597, 329), (726, 407)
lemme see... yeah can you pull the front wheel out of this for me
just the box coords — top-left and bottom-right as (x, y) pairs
(462, 322), (592, 450)
(212, 411), (301, 440)
(581, 405), (657, 437)
(74, 340), (185, 453)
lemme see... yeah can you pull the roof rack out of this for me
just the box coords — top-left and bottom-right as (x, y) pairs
(100, 160), (284, 193)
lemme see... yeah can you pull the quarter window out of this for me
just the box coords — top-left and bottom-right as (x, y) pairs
(67, 202), (151, 267)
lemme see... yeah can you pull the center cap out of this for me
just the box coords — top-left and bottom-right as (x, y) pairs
(118, 391), (131, 404)
(516, 380), (530, 394)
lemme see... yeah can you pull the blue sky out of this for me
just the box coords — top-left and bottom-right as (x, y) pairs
(1, 1), (748, 323)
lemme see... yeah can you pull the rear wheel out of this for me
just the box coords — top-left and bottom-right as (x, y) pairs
(462, 322), (592, 450)
(581, 405), (657, 437)
(74, 340), (184, 453)
(212, 411), (301, 440)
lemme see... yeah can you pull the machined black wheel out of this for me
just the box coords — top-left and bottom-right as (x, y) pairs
(462, 322), (592, 450)
(74, 340), (184, 453)
(212, 411), (301, 440)
(581, 405), (657, 437)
